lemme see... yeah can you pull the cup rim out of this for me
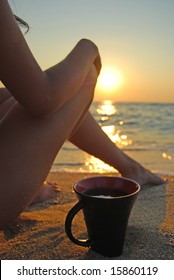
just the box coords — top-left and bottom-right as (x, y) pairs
(74, 175), (141, 199)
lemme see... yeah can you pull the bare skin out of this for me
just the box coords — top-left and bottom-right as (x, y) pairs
(0, 0), (163, 228)
(0, 89), (163, 204)
(31, 181), (61, 204)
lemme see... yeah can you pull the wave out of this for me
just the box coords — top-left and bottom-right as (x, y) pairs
(51, 166), (174, 177)
(53, 162), (84, 167)
(62, 147), (79, 151)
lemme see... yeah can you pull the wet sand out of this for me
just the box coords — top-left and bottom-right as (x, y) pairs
(0, 172), (174, 260)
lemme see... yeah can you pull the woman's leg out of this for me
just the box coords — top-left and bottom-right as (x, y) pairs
(0, 82), (94, 228)
(0, 90), (59, 203)
(69, 112), (163, 186)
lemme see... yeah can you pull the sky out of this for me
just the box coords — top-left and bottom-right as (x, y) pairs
(9, 0), (174, 103)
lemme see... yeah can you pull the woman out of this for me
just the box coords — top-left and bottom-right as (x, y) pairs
(0, 0), (163, 229)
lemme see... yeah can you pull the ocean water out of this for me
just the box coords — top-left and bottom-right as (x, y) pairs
(52, 101), (174, 176)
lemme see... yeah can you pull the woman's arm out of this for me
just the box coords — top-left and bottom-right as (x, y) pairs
(0, 0), (101, 117)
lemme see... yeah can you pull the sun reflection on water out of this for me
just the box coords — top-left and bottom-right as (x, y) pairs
(162, 152), (172, 160)
(97, 100), (118, 116)
(85, 100), (133, 173)
(85, 156), (116, 173)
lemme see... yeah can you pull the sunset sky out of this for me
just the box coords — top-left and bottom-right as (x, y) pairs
(9, 0), (174, 103)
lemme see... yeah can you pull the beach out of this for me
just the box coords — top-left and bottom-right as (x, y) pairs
(0, 172), (174, 260)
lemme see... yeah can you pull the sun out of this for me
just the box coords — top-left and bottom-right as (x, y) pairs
(97, 66), (123, 92)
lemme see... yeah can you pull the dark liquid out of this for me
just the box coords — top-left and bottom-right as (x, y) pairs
(84, 188), (128, 198)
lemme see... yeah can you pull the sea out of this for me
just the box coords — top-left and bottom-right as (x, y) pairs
(51, 101), (174, 176)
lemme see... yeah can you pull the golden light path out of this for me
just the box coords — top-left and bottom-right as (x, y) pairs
(85, 100), (132, 173)
(96, 100), (117, 115)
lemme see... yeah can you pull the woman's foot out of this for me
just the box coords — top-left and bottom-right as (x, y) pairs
(114, 149), (165, 186)
(31, 181), (61, 204)
(121, 162), (165, 186)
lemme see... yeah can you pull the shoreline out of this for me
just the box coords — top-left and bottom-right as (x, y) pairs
(0, 172), (174, 260)
(50, 168), (174, 178)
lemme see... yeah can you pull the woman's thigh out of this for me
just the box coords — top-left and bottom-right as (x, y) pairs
(0, 83), (94, 228)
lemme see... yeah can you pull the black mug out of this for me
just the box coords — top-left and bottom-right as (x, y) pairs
(65, 176), (140, 257)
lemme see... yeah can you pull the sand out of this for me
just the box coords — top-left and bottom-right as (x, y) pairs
(0, 172), (174, 260)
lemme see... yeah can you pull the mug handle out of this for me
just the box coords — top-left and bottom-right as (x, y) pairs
(65, 201), (94, 247)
